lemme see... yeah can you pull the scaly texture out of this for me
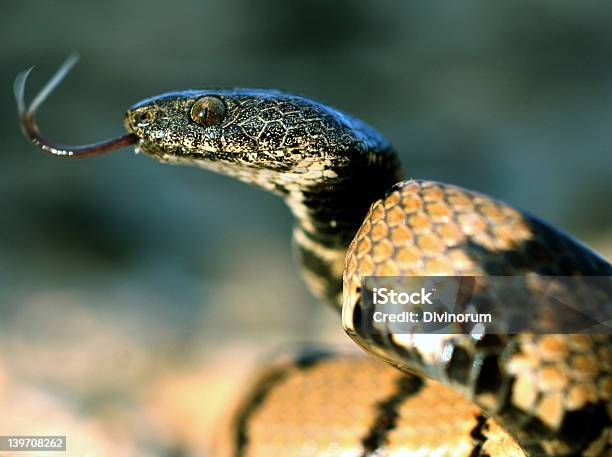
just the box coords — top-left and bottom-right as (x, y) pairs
(343, 180), (611, 456)
(16, 61), (612, 457)
(213, 351), (527, 457)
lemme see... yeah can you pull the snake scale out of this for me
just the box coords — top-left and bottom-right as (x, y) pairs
(14, 57), (611, 457)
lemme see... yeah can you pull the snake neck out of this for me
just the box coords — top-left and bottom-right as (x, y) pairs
(286, 150), (402, 309)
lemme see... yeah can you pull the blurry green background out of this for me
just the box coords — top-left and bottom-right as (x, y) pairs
(1, 1), (611, 456)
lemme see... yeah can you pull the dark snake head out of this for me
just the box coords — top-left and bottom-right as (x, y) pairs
(124, 89), (391, 185)
(15, 56), (390, 192)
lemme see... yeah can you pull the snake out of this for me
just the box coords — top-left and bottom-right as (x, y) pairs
(14, 56), (611, 457)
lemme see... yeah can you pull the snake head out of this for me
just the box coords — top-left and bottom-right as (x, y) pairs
(124, 89), (391, 183)
(16, 56), (392, 191)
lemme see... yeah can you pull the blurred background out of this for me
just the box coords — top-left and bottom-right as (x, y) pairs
(1, 1), (611, 456)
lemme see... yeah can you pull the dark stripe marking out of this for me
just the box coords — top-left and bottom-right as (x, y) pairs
(294, 240), (343, 308)
(233, 369), (287, 457)
(360, 375), (424, 456)
(233, 351), (333, 457)
(468, 414), (488, 457)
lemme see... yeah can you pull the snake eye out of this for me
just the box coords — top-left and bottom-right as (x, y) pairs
(190, 96), (226, 127)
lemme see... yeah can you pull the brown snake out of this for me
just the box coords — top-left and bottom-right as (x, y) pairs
(14, 57), (611, 457)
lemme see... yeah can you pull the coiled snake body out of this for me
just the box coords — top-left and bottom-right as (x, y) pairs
(15, 58), (611, 457)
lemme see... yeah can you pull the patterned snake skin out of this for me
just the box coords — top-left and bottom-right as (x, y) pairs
(15, 58), (612, 456)
(343, 181), (611, 456)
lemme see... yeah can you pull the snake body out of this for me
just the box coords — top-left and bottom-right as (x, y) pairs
(15, 59), (611, 456)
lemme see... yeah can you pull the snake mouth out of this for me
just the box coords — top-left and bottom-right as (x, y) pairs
(14, 54), (138, 158)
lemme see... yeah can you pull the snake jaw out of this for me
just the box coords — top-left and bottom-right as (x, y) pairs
(14, 54), (137, 158)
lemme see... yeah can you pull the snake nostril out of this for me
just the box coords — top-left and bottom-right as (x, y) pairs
(133, 111), (153, 127)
